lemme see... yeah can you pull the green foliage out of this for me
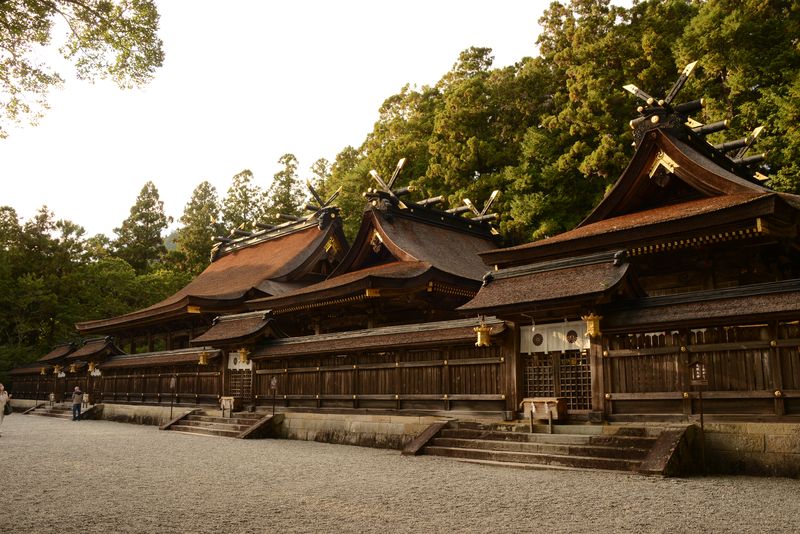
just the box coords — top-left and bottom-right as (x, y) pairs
(175, 181), (223, 274)
(0, 0), (164, 138)
(265, 153), (306, 222)
(675, 0), (800, 193)
(0, 207), (191, 383)
(221, 169), (266, 231)
(112, 181), (171, 274)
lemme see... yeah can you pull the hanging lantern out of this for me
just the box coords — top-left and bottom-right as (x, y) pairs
(68, 363), (77, 373)
(581, 313), (603, 338)
(53, 365), (62, 375)
(474, 317), (492, 347)
(238, 347), (250, 365)
(198, 351), (209, 366)
(88, 362), (96, 373)
(40, 367), (47, 375)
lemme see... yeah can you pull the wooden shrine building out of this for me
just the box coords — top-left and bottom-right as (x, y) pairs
(462, 84), (800, 422)
(10, 69), (800, 430)
(189, 182), (506, 413)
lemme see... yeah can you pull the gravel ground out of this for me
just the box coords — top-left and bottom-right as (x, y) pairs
(1, 415), (798, 534)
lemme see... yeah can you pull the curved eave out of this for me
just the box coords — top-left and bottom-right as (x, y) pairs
(99, 348), (222, 369)
(602, 279), (800, 332)
(248, 263), (480, 314)
(251, 317), (506, 359)
(460, 262), (631, 316)
(75, 295), (247, 335)
(332, 206), (497, 281)
(583, 129), (767, 226)
(480, 193), (787, 268)
(190, 312), (273, 346)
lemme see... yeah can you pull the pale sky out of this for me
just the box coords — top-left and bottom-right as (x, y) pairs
(1, 1), (553, 237)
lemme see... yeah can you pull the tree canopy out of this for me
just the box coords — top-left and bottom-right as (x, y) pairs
(0, 0), (164, 138)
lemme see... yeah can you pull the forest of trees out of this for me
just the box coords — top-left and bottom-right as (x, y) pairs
(2, 0), (799, 380)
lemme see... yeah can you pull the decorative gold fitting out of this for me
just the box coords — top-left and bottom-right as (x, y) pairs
(682, 392), (689, 399)
(353, 395), (357, 399)
(315, 394), (319, 399)
(443, 394), (448, 399)
(237, 347), (250, 365)
(283, 395), (287, 399)
(770, 340), (777, 347)
(395, 394), (399, 399)
(40, 367), (47, 375)
(443, 360), (448, 366)
(187, 305), (202, 314)
(353, 365), (357, 369)
(68, 363), (77, 374)
(501, 395), (506, 400)
(197, 351), (209, 366)
(774, 390), (783, 398)
(474, 318), (492, 347)
(604, 393), (612, 400)
(88, 362), (96, 373)
(680, 346), (687, 352)
(582, 313), (602, 338)
(650, 115), (660, 124)
(316, 367), (320, 371)
(602, 350), (609, 357)
(500, 357), (505, 363)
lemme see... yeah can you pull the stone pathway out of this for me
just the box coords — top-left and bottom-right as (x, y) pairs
(1, 415), (798, 533)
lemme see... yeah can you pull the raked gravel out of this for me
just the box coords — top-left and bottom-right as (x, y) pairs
(1, 414), (798, 533)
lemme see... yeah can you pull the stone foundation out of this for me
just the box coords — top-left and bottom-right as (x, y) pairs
(704, 423), (800, 477)
(274, 412), (449, 450)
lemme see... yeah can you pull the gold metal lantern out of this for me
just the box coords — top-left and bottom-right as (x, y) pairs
(474, 317), (492, 347)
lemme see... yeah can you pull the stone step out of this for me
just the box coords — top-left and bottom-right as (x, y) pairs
(424, 445), (640, 472)
(178, 419), (251, 432)
(430, 437), (650, 460)
(187, 414), (262, 425)
(439, 428), (657, 449)
(168, 425), (241, 438)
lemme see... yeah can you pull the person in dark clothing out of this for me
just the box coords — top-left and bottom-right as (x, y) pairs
(71, 386), (83, 421)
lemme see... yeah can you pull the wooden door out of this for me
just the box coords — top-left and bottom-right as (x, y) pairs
(523, 350), (591, 412)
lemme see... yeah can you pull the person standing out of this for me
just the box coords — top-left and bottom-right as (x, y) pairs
(0, 383), (11, 436)
(71, 386), (83, 421)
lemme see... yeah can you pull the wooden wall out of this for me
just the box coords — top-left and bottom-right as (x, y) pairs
(253, 343), (506, 413)
(601, 321), (800, 419)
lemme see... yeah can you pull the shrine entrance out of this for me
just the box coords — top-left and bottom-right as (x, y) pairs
(523, 351), (592, 412)
(520, 321), (593, 413)
(225, 351), (253, 403)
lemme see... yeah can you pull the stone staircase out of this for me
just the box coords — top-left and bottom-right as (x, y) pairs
(161, 410), (280, 439)
(26, 404), (77, 420)
(415, 421), (694, 476)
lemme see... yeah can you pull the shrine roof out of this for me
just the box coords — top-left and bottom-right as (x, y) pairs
(460, 251), (632, 314)
(251, 317), (506, 359)
(37, 343), (76, 362)
(65, 337), (124, 361)
(99, 347), (221, 369)
(603, 279), (800, 331)
(76, 217), (344, 334)
(190, 311), (273, 346)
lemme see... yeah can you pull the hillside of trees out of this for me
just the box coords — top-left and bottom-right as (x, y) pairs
(2, 0), (798, 380)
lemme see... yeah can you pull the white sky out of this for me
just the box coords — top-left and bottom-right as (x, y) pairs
(1, 1), (553, 237)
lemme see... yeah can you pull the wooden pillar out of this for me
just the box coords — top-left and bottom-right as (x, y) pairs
(589, 335), (605, 416)
(353, 353), (359, 409)
(770, 321), (785, 416)
(147, 331), (154, 352)
(505, 322), (521, 414)
(395, 351), (402, 410)
(315, 358), (321, 409)
(679, 329), (692, 418)
(442, 348), (450, 412)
